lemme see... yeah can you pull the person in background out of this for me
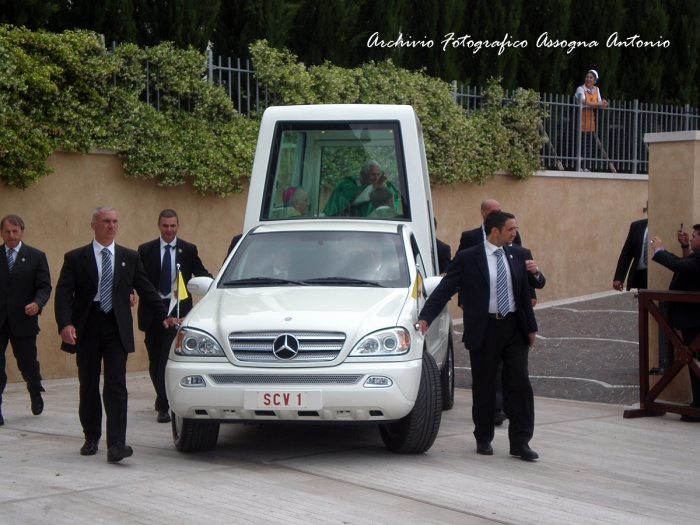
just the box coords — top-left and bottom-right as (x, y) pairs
(574, 69), (608, 171)
(0, 215), (52, 425)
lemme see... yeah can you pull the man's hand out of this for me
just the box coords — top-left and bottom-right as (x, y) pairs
(60, 325), (77, 345)
(129, 294), (137, 307)
(372, 173), (388, 189)
(528, 332), (536, 348)
(525, 260), (539, 274)
(417, 320), (429, 334)
(613, 280), (624, 291)
(24, 302), (40, 316)
(650, 236), (663, 251)
(163, 317), (181, 328)
(531, 298), (537, 307)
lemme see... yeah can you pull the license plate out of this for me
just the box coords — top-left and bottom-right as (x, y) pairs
(243, 390), (322, 410)
(258, 391), (307, 408)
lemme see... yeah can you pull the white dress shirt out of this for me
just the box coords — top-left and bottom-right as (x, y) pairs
(159, 236), (177, 299)
(92, 240), (115, 301)
(485, 240), (516, 314)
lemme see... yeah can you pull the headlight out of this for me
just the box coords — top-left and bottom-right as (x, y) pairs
(349, 328), (410, 356)
(174, 327), (225, 356)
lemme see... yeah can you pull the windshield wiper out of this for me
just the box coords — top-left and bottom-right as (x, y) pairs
(301, 276), (386, 287)
(222, 277), (306, 286)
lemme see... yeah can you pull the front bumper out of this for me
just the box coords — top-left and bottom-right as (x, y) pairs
(165, 359), (422, 422)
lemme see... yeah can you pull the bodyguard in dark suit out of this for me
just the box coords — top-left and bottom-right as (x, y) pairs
(613, 218), (648, 291)
(651, 228), (700, 421)
(55, 206), (179, 462)
(0, 215), (52, 425)
(419, 211), (539, 460)
(137, 209), (211, 423)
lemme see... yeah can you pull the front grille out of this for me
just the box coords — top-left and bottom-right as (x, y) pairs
(208, 374), (362, 385)
(229, 331), (346, 362)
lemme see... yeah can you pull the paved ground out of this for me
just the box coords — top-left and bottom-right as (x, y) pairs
(450, 292), (640, 405)
(3, 291), (697, 525)
(1, 374), (697, 525)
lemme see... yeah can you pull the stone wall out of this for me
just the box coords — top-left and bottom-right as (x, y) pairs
(0, 151), (648, 381)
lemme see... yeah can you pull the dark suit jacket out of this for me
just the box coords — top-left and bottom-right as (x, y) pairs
(0, 243), (52, 337)
(652, 249), (700, 330)
(226, 234), (243, 257)
(458, 226), (521, 254)
(614, 218), (648, 291)
(55, 243), (168, 354)
(520, 246), (546, 293)
(436, 238), (452, 274)
(137, 238), (212, 331)
(420, 243), (538, 351)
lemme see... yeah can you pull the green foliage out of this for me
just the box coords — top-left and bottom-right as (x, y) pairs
(0, 28), (543, 194)
(0, 26), (256, 194)
(250, 40), (546, 184)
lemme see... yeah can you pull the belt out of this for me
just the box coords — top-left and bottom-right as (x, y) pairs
(488, 312), (515, 320)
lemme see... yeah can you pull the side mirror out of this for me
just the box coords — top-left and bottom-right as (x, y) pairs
(423, 276), (443, 297)
(187, 276), (214, 296)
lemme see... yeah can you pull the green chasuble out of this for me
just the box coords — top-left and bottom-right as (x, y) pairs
(322, 177), (400, 217)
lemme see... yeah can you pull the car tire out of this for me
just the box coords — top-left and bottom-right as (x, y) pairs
(379, 351), (442, 454)
(171, 411), (220, 453)
(440, 333), (455, 410)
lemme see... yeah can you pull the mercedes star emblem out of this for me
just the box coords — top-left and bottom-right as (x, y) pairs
(272, 334), (300, 360)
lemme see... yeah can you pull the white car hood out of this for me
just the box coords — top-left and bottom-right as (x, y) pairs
(187, 286), (410, 342)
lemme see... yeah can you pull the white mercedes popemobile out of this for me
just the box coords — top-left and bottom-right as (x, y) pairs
(165, 104), (453, 454)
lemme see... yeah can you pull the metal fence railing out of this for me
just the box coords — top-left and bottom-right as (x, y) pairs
(113, 42), (700, 176)
(452, 83), (700, 175)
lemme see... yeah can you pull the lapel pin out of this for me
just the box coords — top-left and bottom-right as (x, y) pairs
(121, 262), (126, 266)
(21, 258), (25, 262)
(509, 254), (513, 259)
(178, 248), (183, 253)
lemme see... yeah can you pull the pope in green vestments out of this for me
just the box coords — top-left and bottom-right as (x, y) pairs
(323, 160), (399, 217)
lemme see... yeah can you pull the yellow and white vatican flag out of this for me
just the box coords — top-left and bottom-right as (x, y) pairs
(411, 270), (424, 322)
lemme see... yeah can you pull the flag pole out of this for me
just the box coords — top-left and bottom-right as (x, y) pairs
(176, 263), (181, 320)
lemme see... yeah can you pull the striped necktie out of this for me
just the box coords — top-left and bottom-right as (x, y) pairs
(642, 229), (648, 266)
(6, 248), (14, 272)
(495, 248), (509, 317)
(100, 248), (113, 313)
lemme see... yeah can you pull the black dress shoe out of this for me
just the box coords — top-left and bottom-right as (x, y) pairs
(510, 444), (539, 461)
(157, 410), (171, 423)
(680, 414), (700, 422)
(31, 394), (44, 415)
(476, 441), (493, 455)
(0, 413), (4, 426)
(80, 439), (99, 456)
(494, 409), (507, 426)
(107, 442), (133, 463)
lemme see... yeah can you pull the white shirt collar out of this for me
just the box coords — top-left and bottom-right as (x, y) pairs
(160, 236), (177, 249)
(484, 239), (503, 255)
(93, 239), (115, 255)
(5, 241), (21, 253)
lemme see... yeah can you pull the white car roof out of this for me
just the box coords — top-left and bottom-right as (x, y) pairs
(248, 219), (409, 235)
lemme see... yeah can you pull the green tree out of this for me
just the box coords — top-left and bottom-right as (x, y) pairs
(0, 0), (61, 29)
(662, 0), (700, 105)
(290, 0), (365, 67)
(613, 0), (668, 103)
(516, 0), (572, 94)
(134, 0), (221, 50)
(48, 0), (138, 44)
(211, 0), (300, 59)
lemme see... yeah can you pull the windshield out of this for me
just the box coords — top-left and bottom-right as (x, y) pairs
(261, 121), (410, 221)
(221, 231), (409, 288)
